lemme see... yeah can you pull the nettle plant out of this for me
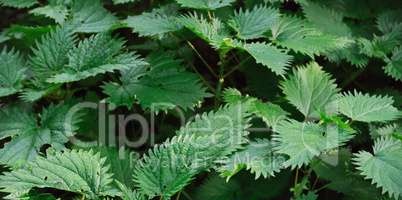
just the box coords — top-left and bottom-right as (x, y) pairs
(0, 0), (401, 199)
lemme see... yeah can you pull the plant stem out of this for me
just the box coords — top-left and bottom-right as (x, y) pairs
(215, 55), (226, 106)
(340, 67), (365, 88)
(182, 191), (194, 200)
(186, 41), (218, 79)
(176, 191), (182, 200)
(188, 62), (216, 93)
(223, 56), (251, 78)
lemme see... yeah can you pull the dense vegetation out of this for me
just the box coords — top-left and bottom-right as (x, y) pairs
(0, 0), (401, 199)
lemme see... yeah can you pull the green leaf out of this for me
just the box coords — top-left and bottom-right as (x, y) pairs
(134, 104), (251, 198)
(218, 138), (286, 180)
(0, 25), (52, 46)
(228, 5), (280, 40)
(30, 2), (69, 24)
(178, 12), (230, 49)
(0, 48), (27, 97)
(176, 0), (235, 10)
(0, 149), (115, 199)
(115, 181), (145, 200)
(336, 91), (401, 122)
(0, 104), (82, 167)
(354, 137), (402, 199)
(313, 149), (388, 200)
(47, 33), (141, 83)
(384, 47), (402, 81)
(68, 0), (118, 33)
(94, 147), (138, 186)
(29, 26), (75, 79)
(274, 119), (354, 169)
(240, 42), (293, 76)
(112, 0), (137, 4)
(271, 16), (351, 57)
(222, 88), (289, 128)
(302, 2), (351, 37)
(0, 0), (37, 8)
(280, 62), (339, 118)
(124, 4), (182, 37)
(296, 192), (318, 200)
(103, 53), (208, 112)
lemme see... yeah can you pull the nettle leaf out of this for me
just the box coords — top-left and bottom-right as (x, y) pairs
(94, 147), (138, 187)
(384, 47), (402, 81)
(47, 33), (141, 83)
(240, 42), (293, 76)
(336, 91), (401, 122)
(178, 12), (230, 49)
(273, 119), (354, 169)
(228, 5), (280, 40)
(29, 26), (76, 79)
(29, 0), (69, 24)
(0, 149), (115, 199)
(125, 4), (182, 37)
(354, 137), (402, 199)
(68, 0), (118, 33)
(112, 0), (137, 4)
(281, 62), (339, 118)
(0, 0), (37, 8)
(176, 0), (235, 10)
(103, 53), (208, 112)
(218, 138), (286, 180)
(134, 104), (251, 198)
(271, 16), (351, 57)
(377, 10), (402, 34)
(115, 181), (145, 200)
(302, 2), (351, 37)
(222, 88), (289, 129)
(0, 104), (82, 167)
(0, 48), (27, 97)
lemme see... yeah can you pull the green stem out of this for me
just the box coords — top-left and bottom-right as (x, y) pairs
(182, 191), (194, 200)
(215, 55), (226, 106)
(186, 41), (218, 79)
(188, 62), (216, 93)
(340, 67), (365, 88)
(176, 191), (182, 200)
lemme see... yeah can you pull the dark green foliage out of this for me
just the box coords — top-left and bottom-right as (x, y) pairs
(0, 0), (401, 200)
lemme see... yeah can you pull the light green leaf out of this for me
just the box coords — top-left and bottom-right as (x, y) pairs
(228, 5), (280, 40)
(271, 16), (351, 57)
(29, 26), (75, 79)
(125, 4), (182, 37)
(30, 3), (69, 24)
(176, 0), (235, 10)
(103, 53), (208, 112)
(354, 137), (402, 199)
(134, 104), (250, 198)
(178, 12), (230, 49)
(280, 62), (339, 118)
(218, 138), (286, 180)
(336, 91), (401, 122)
(112, 0), (137, 4)
(384, 47), (402, 81)
(274, 119), (354, 169)
(0, 0), (37, 8)
(0, 48), (27, 97)
(0, 104), (82, 167)
(222, 88), (289, 128)
(69, 0), (118, 33)
(47, 33), (142, 83)
(302, 2), (351, 37)
(240, 42), (293, 76)
(0, 149), (115, 199)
